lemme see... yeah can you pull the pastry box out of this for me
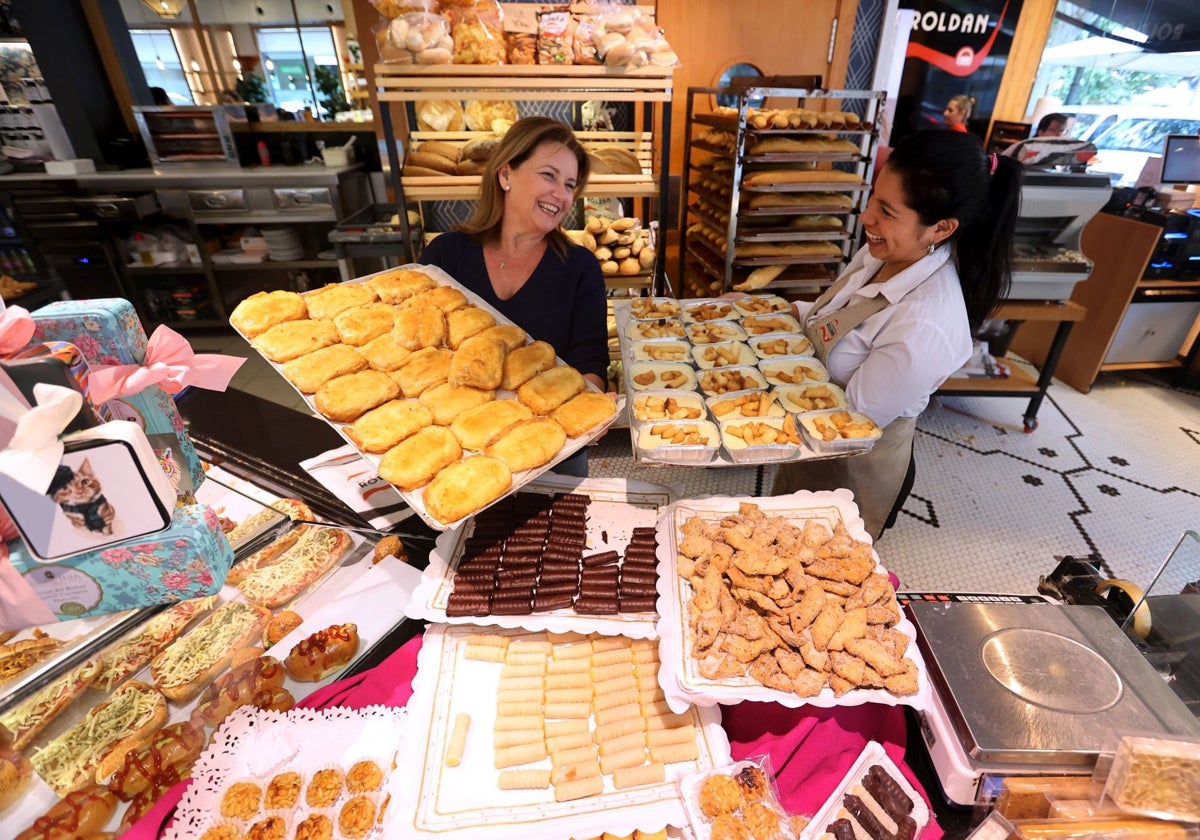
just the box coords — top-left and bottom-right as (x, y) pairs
(740, 313), (801, 336)
(696, 365), (767, 396)
(718, 416), (802, 464)
(705, 388), (785, 422)
(685, 320), (747, 345)
(774, 382), (848, 414)
(797, 409), (882, 455)
(692, 340), (756, 370)
(628, 297), (683, 321)
(4, 503), (232, 620)
(731, 295), (792, 318)
(631, 390), (707, 425)
(630, 339), (692, 365)
(800, 741), (931, 840)
(32, 299), (204, 497)
(759, 355), (830, 386)
(626, 317), (686, 342)
(680, 299), (739, 324)
(628, 362), (697, 392)
(636, 420), (719, 466)
(747, 332), (814, 359)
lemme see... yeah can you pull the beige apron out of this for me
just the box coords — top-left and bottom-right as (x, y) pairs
(771, 274), (917, 540)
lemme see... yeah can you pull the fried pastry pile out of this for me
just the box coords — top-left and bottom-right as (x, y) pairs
(677, 503), (918, 698)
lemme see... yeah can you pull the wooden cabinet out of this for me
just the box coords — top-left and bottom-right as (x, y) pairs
(1009, 212), (1194, 393)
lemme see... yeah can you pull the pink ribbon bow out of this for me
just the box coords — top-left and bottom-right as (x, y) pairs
(88, 325), (246, 403)
(0, 305), (35, 355)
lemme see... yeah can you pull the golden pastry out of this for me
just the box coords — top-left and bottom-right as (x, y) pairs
(281, 344), (366, 394)
(392, 346), (452, 398)
(500, 340), (556, 390)
(517, 366), (585, 415)
(264, 771), (302, 809)
(346, 760), (384, 793)
(418, 383), (495, 425)
(392, 304), (447, 351)
(423, 456), (513, 525)
(305, 768), (343, 808)
(230, 290), (307, 338)
(449, 334), (505, 390)
(359, 333), (412, 372)
(314, 369), (401, 423)
(303, 283), (378, 320)
(338, 795), (377, 840)
(550, 391), (617, 437)
(334, 302), (398, 346)
(446, 305), (497, 349)
(294, 813), (333, 840)
(450, 399), (533, 451)
(379, 426), (462, 491)
(478, 323), (528, 351)
(409, 285), (468, 314)
(221, 781), (262, 819)
(251, 319), (339, 363)
(485, 418), (566, 472)
(367, 268), (437, 304)
(346, 398), (435, 453)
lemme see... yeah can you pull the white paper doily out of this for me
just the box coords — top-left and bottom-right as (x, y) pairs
(166, 704), (407, 840)
(406, 475), (674, 639)
(653, 490), (932, 712)
(384, 624), (732, 840)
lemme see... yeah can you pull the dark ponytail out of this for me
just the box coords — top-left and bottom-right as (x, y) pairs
(885, 131), (1023, 328)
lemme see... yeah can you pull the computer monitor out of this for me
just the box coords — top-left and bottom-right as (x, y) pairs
(1160, 135), (1200, 184)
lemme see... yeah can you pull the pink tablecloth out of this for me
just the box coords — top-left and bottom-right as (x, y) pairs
(124, 635), (942, 839)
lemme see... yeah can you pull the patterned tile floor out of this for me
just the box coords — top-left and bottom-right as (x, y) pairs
(211, 331), (1199, 598)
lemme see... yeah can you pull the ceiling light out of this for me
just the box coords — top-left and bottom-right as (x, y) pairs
(139, 0), (187, 19)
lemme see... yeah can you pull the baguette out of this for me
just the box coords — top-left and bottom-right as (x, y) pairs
(744, 169), (865, 186)
(406, 150), (458, 174)
(150, 602), (273, 703)
(225, 525), (309, 586)
(93, 595), (216, 690)
(0, 657), (104, 751)
(0, 635), (65, 684)
(224, 498), (312, 548)
(30, 681), (167, 795)
(15, 785), (117, 840)
(236, 527), (354, 609)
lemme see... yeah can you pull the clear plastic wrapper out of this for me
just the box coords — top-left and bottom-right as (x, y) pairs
(637, 419), (719, 466)
(537, 10), (575, 65)
(630, 339), (692, 365)
(375, 11), (454, 65)
(759, 355), (830, 386)
(775, 382), (848, 413)
(798, 409), (882, 454)
(697, 365), (767, 396)
(628, 361), (697, 392)
(592, 2), (678, 69)
(680, 756), (807, 840)
(719, 416), (802, 464)
(748, 332), (814, 359)
(446, 1), (506, 65)
(631, 389), (706, 424)
(693, 340), (756, 370)
(572, 16), (602, 66)
(706, 388), (785, 421)
(1102, 734), (1200, 823)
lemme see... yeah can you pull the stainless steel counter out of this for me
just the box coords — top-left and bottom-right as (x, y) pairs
(0, 163), (362, 189)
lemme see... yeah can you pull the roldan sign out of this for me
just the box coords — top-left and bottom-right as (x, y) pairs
(905, 0), (1013, 76)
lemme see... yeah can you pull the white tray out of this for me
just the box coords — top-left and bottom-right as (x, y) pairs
(386, 624), (731, 840)
(653, 491), (932, 713)
(232, 264), (619, 531)
(406, 475), (673, 638)
(166, 704), (407, 840)
(800, 741), (931, 840)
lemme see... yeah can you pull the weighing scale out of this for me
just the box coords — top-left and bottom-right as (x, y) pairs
(907, 602), (1200, 807)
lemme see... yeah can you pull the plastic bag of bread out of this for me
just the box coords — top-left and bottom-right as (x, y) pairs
(572, 15), (602, 65)
(537, 10), (575, 65)
(506, 31), (536, 64)
(376, 11), (453, 64)
(448, 2), (506, 65)
(369, 0), (428, 18)
(593, 3), (679, 69)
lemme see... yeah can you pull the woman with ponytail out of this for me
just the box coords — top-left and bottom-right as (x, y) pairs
(771, 130), (1023, 538)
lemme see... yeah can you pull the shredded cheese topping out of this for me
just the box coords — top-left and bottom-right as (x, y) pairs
(237, 528), (346, 603)
(151, 601), (263, 688)
(95, 596), (216, 688)
(0, 658), (103, 746)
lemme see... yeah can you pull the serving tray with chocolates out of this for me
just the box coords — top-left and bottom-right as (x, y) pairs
(613, 297), (880, 467)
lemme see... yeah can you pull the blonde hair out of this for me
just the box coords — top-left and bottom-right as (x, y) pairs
(948, 95), (974, 120)
(460, 116), (591, 256)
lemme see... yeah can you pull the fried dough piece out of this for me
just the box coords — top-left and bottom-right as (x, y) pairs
(423, 456), (513, 525)
(418, 383), (495, 425)
(549, 392), (616, 437)
(366, 268), (436, 304)
(392, 304), (447, 351)
(252, 319), (339, 363)
(314, 369), (401, 423)
(477, 324), (528, 351)
(334, 303), (397, 347)
(304, 283), (378, 320)
(517, 366), (585, 415)
(358, 333), (412, 372)
(346, 399), (434, 453)
(446, 306), (497, 349)
(230, 290), (307, 338)
(409, 285), (468, 314)
(378, 426), (462, 492)
(485, 418), (566, 472)
(281, 344), (367, 394)
(449, 335), (505, 390)
(450, 399), (533, 451)
(500, 340), (556, 390)
(391, 347), (452, 397)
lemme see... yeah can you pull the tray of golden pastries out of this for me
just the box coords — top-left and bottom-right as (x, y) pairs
(164, 704), (404, 840)
(407, 475), (673, 639)
(612, 298), (875, 468)
(389, 624), (730, 840)
(653, 492), (932, 712)
(229, 266), (620, 530)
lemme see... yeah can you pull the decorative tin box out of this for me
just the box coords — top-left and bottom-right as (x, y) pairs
(31, 299), (203, 497)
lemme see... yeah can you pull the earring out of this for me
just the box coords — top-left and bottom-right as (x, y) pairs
(503, 182), (510, 191)
(927, 242), (936, 255)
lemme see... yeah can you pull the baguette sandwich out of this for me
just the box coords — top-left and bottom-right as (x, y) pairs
(0, 657), (104, 751)
(93, 595), (216, 691)
(29, 680), (166, 796)
(150, 601), (272, 702)
(236, 527), (353, 609)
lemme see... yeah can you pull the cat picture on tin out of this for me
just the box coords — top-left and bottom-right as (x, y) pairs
(47, 459), (116, 535)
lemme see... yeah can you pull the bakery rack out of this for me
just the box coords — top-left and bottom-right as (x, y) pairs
(374, 63), (674, 293)
(678, 82), (885, 297)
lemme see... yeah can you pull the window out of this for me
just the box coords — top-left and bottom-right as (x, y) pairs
(130, 29), (193, 105)
(256, 26), (339, 117)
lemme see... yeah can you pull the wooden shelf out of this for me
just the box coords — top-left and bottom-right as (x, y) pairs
(938, 363), (1038, 393)
(230, 121), (376, 134)
(400, 174), (658, 201)
(376, 63), (672, 103)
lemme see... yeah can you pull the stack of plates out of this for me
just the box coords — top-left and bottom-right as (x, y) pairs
(263, 226), (303, 261)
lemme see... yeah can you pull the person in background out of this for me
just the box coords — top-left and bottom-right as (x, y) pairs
(419, 116), (608, 476)
(771, 131), (1023, 538)
(1033, 112), (1069, 138)
(943, 95), (973, 132)
(149, 86), (172, 106)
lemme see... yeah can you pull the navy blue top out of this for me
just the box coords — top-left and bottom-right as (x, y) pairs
(420, 231), (609, 383)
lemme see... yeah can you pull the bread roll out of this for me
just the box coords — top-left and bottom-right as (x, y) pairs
(284, 624), (360, 682)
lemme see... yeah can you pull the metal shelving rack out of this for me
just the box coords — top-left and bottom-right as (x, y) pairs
(374, 63), (673, 293)
(679, 81), (885, 296)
